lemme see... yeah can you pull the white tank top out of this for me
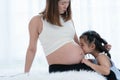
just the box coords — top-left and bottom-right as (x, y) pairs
(39, 17), (75, 56)
(110, 61), (120, 80)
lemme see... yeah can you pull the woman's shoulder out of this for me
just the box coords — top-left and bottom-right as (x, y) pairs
(29, 14), (43, 33)
(29, 14), (43, 26)
(30, 14), (43, 24)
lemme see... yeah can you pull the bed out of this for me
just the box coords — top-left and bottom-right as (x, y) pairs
(0, 70), (106, 80)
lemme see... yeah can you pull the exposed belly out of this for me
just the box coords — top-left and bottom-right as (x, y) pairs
(46, 42), (84, 65)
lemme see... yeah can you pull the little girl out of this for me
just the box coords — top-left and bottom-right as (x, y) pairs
(79, 30), (120, 80)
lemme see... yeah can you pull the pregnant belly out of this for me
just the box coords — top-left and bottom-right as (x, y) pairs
(47, 42), (84, 65)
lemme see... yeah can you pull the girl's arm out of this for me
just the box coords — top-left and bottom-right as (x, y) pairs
(82, 54), (111, 75)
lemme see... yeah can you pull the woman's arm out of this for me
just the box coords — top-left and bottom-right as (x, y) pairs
(24, 15), (43, 73)
(74, 33), (84, 61)
(74, 33), (79, 44)
(71, 19), (79, 44)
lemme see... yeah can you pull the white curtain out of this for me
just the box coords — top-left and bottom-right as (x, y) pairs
(0, 0), (120, 75)
(0, 0), (48, 75)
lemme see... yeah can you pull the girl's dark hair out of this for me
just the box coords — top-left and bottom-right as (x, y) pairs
(80, 30), (111, 58)
(40, 0), (72, 26)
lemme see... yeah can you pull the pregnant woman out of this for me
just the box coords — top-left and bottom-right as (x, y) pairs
(24, 0), (88, 73)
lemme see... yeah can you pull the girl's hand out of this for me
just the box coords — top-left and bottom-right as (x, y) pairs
(105, 44), (111, 51)
(81, 58), (92, 66)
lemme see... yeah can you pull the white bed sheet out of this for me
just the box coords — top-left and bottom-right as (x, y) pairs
(0, 70), (107, 80)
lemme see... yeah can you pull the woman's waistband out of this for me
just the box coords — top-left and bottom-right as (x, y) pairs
(49, 63), (93, 73)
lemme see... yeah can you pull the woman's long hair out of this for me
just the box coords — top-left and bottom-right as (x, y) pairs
(40, 0), (72, 26)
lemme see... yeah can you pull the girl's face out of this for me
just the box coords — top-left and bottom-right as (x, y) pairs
(58, 0), (70, 14)
(79, 38), (93, 54)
